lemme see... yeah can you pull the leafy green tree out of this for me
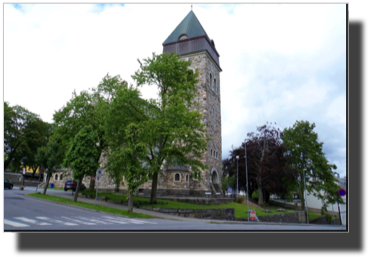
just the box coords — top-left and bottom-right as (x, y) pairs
(63, 126), (99, 202)
(106, 123), (149, 212)
(53, 74), (118, 191)
(282, 120), (344, 215)
(4, 103), (40, 170)
(104, 79), (151, 194)
(131, 52), (209, 203)
(23, 118), (50, 177)
(36, 134), (65, 195)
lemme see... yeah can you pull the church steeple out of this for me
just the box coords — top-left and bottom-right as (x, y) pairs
(163, 10), (221, 70)
(163, 10), (209, 45)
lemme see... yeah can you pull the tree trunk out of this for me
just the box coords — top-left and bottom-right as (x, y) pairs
(128, 190), (134, 213)
(43, 174), (51, 195)
(89, 178), (95, 191)
(115, 181), (120, 193)
(150, 172), (158, 204)
(258, 185), (264, 206)
(257, 177), (264, 206)
(73, 176), (82, 202)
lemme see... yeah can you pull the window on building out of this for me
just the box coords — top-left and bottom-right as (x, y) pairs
(54, 174), (58, 180)
(186, 175), (189, 182)
(175, 173), (180, 182)
(60, 174), (63, 180)
(210, 149), (213, 156)
(214, 150), (216, 157)
(213, 106), (215, 123)
(213, 78), (216, 91)
(179, 34), (188, 41)
(209, 73), (212, 87)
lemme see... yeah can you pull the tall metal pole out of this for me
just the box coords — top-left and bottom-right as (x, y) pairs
(337, 192), (342, 227)
(245, 141), (249, 222)
(236, 155), (239, 198)
(303, 169), (309, 224)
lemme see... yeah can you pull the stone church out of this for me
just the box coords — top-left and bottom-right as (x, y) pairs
(46, 10), (223, 197)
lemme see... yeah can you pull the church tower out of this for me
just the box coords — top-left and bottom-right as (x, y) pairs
(161, 10), (223, 195)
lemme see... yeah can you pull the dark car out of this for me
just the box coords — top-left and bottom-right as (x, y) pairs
(64, 180), (86, 191)
(4, 179), (14, 190)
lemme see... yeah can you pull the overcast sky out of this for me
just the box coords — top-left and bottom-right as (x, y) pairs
(4, 3), (347, 177)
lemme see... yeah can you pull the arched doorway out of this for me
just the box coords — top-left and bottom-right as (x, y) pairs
(211, 168), (221, 193)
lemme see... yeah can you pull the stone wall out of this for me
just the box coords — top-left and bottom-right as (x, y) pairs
(269, 199), (325, 214)
(4, 172), (23, 184)
(140, 207), (235, 220)
(256, 211), (306, 224)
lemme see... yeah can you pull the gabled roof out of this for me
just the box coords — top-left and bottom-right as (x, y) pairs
(163, 10), (209, 45)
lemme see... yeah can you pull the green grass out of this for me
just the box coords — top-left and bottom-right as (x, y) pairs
(30, 190), (322, 221)
(132, 197), (297, 219)
(27, 193), (153, 219)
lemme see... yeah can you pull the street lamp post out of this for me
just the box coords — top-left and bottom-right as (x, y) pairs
(245, 140), (249, 222)
(236, 155), (239, 198)
(303, 169), (309, 224)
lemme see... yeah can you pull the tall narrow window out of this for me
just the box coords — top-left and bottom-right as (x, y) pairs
(55, 174), (58, 180)
(175, 173), (180, 182)
(213, 78), (216, 91)
(209, 73), (212, 87)
(210, 149), (213, 156)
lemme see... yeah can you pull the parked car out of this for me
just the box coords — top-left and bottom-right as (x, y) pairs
(64, 180), (86, 191)
(4, 179), (14, 190)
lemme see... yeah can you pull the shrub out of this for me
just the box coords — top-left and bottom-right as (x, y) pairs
(236, 196), (244, 204)
(324, 212), (333, 224)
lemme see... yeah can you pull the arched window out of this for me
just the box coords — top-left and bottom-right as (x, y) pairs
(209, 73), (212, 87)
(174, 173), (180, 182)
(54, 174), (58, 180)
(210, 149), (213, 156)
(213, 78), (216, 91)
(60, 174), (63, 180)
(186, 175), (189, 182)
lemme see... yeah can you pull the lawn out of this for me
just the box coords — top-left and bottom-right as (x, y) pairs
(27, 193), (153, 219)
(35, 189), (322, 221)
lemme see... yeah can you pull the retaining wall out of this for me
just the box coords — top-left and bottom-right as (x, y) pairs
(140, 207), (235, 220)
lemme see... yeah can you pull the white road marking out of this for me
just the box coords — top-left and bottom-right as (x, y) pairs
(14, 217), (52, 226)
(76, 217), (112, 225)
(103, 215), (156, 225)
(61, 216), (96, 225)
(4, 219), (29, 227)
(101, 216), (130, 224)
(36, 217), (78, 226)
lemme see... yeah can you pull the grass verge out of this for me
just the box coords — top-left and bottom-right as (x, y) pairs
(27, 193), (153, 219)
(133, 197), (322, 220)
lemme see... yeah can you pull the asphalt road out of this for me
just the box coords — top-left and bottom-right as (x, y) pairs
(4, 187), (345, 231)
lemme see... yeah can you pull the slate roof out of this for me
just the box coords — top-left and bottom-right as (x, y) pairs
(163, 10), (209, 45)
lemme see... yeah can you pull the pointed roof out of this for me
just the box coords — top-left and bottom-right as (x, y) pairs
(163, 10), (209, 45)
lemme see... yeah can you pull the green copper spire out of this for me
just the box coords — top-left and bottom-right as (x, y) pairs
(163, 10), (209, 45)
